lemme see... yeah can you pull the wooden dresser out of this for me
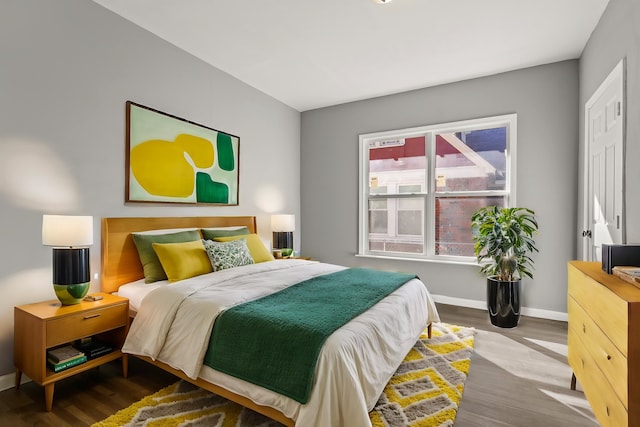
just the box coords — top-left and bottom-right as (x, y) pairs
(567, 261), (640, 427)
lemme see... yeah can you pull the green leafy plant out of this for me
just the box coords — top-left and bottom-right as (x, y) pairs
(471, 206), (539, 281)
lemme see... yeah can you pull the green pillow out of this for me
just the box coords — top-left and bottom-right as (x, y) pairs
(201, 226), (250, 240)
(132, 229), (201, 283)
(203, 239), (254, 271)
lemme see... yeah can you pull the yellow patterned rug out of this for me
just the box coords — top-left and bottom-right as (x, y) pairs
(93, 323), (475, 427)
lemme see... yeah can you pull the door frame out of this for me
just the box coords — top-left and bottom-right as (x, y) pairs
(582, 58), (626, 260)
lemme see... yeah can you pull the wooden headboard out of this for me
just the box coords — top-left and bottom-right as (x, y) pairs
(101, 216), (257, 294)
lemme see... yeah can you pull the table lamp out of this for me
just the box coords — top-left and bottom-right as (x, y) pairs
(42, 215), (93, 305)
(271, 214), (295, 257)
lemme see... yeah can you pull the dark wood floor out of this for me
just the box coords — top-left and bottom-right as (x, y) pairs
(0, 357), (176, 426)
(0, 304), (598, 426)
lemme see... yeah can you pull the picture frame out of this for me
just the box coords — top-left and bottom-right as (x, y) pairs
(125, 101), (239, 205)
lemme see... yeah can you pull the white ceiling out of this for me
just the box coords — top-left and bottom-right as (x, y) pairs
(92, 0), (609, 112)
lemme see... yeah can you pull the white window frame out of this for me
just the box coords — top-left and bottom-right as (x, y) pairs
(358, 114), (517, 263)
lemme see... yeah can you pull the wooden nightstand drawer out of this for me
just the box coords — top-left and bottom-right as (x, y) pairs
(46, 303), (128, 347)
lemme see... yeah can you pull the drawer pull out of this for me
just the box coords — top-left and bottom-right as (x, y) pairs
(606, 406), (610, 416)
(582, 324), (586, 333)
(607, 354), (612, 360)
(83, 313), (101, 320)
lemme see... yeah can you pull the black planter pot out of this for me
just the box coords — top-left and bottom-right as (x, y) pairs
(487, 278), (521, 328)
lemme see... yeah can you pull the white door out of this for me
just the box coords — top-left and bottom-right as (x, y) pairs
(583, 60), (625, 261)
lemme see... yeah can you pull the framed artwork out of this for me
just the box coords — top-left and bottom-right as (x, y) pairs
(125, 101), (239, 205)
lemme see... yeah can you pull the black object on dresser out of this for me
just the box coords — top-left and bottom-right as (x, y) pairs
(602, 244), (640, 274)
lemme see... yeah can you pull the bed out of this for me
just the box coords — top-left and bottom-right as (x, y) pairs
(101, 216), (440, 427)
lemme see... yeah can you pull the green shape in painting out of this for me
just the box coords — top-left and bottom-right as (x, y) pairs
(217, 133), (235, 171)
(196, 172), (229, 204)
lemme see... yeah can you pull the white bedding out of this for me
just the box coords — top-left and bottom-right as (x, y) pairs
(122, 259), (440, 427)
(117, 278), (167, 312)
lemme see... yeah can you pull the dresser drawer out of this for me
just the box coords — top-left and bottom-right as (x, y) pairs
(568, 295), (628, 405)
(46, 303), (128, 347)
(568, 327), (628, 427)
(568, 265), (628, 355)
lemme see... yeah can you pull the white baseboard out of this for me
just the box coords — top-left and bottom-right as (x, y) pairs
(432, 294), (487, 310)
(0, 371), (30, 392)
(520, 306), (568, 322)
(432, 294), (568, 322)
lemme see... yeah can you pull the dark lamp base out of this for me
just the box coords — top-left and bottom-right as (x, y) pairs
(273, 232), (293, 254)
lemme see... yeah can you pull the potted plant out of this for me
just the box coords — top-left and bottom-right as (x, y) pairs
(471, 206), (539, 328)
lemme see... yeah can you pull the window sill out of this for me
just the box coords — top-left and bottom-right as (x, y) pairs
(355, 253), (479, 267)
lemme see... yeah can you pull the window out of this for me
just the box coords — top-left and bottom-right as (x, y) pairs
(358, 114), (516, 262)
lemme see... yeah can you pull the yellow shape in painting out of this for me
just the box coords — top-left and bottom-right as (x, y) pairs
(175, 134), (214, 168)
(131, 134), (214, 198)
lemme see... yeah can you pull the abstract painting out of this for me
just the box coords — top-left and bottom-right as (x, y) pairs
(126, 101), (239, 205)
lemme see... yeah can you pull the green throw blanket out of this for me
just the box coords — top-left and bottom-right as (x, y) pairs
(203, 267), (417, 403)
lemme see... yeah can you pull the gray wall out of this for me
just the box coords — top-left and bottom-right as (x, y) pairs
(301, 61), (579, 314)
(579, 0), (640, 244)
(0, 0), (300, 378)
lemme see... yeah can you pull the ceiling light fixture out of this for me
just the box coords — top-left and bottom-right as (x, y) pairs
(373, 0), (393, 4)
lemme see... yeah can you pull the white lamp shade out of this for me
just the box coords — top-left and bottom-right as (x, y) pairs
(42, 215), (94, 247)
(271, 214), (295, 232)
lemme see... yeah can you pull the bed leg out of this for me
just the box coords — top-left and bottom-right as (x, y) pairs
(427, 322), (432, 339)
(122, 354), (129, 378)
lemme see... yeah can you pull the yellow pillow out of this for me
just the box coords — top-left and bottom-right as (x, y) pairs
(214, 233), (275, 263)
(152, 240), (213, 282)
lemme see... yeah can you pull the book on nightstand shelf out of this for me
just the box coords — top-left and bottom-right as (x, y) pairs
(47, 354), (87, 372)
(73, 338), (114, 359)
(47, 345), (84, 364)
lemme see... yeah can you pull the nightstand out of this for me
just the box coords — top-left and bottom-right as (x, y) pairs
(14, 293), (129, 411)
(275, 256), (311, 260)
